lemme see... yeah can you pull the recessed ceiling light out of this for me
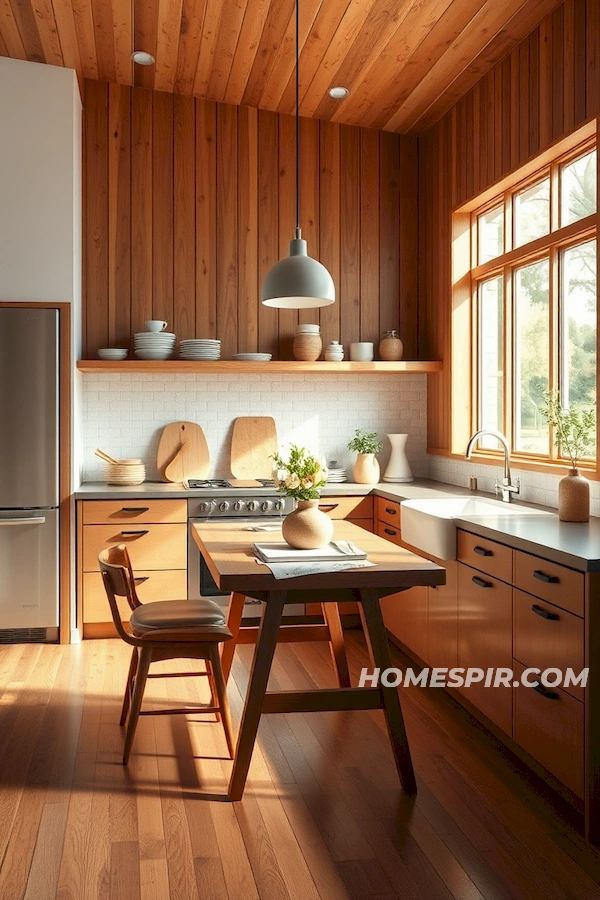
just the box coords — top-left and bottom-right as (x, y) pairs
(131, 50), (155, 66)
(328, 86), (350, 99)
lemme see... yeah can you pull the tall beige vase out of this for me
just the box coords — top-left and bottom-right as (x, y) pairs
(282, 499), (334, 549)
(353, 453), (380, 484)
(558, 468), (590, 522)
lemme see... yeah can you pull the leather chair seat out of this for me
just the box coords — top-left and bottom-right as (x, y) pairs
(130, 597), (227, 635)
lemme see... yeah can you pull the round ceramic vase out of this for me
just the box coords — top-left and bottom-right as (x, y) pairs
(282, 499), (334, 549)
(353, 453), (380, 484)
(558, 468), (590, 522)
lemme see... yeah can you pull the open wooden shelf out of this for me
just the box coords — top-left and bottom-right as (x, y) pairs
(77, 359), (442, 374)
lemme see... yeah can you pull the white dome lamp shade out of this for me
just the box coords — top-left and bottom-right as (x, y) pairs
(262, 228), (335, 308)
(261, 0), (335, 310)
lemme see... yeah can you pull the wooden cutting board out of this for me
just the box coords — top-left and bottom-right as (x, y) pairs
(230, 417), (278, 480)
(157, 422), (210, 482)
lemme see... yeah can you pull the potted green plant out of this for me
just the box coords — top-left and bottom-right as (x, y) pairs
(540, 391), (595, 521)
(347, 428), (383, 484)
(272, 445), (333, 548)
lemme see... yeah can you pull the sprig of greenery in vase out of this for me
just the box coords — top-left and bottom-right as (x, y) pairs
(539, 391), (595, 468)
(272, 445), (328, 501)
(347, 428), (383, 455)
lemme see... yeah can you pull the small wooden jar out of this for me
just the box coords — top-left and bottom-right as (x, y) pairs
(379, 330), (403, 361)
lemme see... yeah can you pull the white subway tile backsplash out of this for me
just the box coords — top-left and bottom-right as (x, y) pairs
(82, 373), (428, 482)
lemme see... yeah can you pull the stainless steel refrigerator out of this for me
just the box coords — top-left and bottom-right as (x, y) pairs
(0, 308), (59, 641)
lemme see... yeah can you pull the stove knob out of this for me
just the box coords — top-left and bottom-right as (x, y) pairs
(219, 501), (230, 512)
(274, 499), (285, 512)
(247, 500), (258, 512)
(233, 500), (244, 512)
(199, 500), (214, 514)
(261, 500), (272, 512)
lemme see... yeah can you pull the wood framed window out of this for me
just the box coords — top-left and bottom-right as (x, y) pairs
(452, 121), (599, 474)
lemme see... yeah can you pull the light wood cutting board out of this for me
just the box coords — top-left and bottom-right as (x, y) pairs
(157, 422), (210, 482)
(230, 417), (278, 480)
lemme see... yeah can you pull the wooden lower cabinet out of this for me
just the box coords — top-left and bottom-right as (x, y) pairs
(513, 660), (584, 798)
(457, 562), (513, 736)
(428, 558), (458, 670)
(380, 586), (429, 663)
(79, 499), (189, 638)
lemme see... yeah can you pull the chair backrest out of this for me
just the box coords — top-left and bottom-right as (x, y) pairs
(98, 544), (139, 644)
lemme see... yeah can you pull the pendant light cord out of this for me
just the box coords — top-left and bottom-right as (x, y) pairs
(295, 0), (300, 238)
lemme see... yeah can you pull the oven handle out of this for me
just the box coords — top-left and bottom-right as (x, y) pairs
(0, 516), (46, 525)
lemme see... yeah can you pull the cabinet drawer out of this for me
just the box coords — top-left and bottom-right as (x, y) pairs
(514, 550), (584, 617)
(318, 496), (373, 519)
(81, 499), (188, 525)
(457, 563), (513, 735)
(83, 569), (188, 623)
(375, 520), (402, 546)
(375, 496), (401, 528)
(83, 523), (187, 572)
(514, 588), (584, 701)
(457, 530), (513, 583)
(513, 660), (584, 798)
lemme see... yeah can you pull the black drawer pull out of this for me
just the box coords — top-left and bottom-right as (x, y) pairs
(120, 530), (149, 537)
(384, 527), (397, 536)
(385, 507), (396, 515)
(318, 504), (338, 512)
(134, 576), (149, 585)
(533, 682), (559, 701)
(533, 569), (559, 584)
(531, 603), (559, 621)
(473, 545), (493, 557)
(472, 575), (493, 588)
(121, 506), (150, 513)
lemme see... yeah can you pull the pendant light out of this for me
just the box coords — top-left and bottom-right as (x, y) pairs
(261, 0), (335, 309)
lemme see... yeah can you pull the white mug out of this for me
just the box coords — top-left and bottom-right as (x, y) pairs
(350, 341), (374, 361)
(145, 320), (168, 333)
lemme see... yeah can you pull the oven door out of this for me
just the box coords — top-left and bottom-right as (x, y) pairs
(188, 519), (305, 620)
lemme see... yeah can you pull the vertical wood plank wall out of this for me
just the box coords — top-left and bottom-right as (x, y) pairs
(82, 79), (419, 359)
(421, 0), (600, 453)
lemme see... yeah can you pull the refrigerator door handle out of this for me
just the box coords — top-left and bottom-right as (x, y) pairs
(0, 516), (47, 525)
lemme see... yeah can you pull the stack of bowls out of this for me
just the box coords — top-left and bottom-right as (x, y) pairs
(179, 339), (221, 360)
(103, 459), (146, 485)
(134, 330), (176, 359)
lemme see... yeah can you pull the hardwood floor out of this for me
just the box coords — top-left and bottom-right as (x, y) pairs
(1, 632), (600, 899)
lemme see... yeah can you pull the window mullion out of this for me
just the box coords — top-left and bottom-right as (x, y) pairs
(504, 264), (513, 447)
(549, 244), (559, 461)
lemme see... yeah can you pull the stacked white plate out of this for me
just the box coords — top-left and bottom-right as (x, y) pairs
(326, 460), (347, 483)
(103, 459), (146, 485)
(327, 468), (347, 483)
(134, 332), (176, 360)
(232, 353), (272, 362)
(179, 339), (221, 360)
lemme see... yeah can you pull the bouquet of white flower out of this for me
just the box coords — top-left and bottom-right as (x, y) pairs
(271, 445), (328, 501)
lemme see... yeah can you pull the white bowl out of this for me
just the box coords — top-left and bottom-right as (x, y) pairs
(295, 324), (320, 334)
(98, 348), (128, 360)
(350, 342), (374, 361)
(135, 349), (174, 360)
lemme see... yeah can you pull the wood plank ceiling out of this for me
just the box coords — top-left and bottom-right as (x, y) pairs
(0, 0), (565, 133)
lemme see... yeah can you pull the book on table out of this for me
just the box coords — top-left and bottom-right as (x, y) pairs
(253, 540), (368, 564)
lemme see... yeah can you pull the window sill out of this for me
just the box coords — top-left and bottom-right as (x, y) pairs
(427, 448), (598, 481)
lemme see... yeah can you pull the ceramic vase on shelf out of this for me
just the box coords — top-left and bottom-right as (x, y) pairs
(282, 499), (334, 549)
(293, 324), (322, 361)
(383, 434), (413, 483)
(558, 468), (589, 522)
(353, 453), (380, 484)
(379, 330), (403, 361)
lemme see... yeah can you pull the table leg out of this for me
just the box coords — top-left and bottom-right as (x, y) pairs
(321, 603), (351, 687)
(358, 587), (417, 794)
(228, 590), (287, 801)
(221, 591), (246, 684)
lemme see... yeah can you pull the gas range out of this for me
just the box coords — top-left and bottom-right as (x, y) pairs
(188, 493), (293, 517)
(187, 478), (275, 489)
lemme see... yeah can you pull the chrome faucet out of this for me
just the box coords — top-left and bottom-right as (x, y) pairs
(465, 430), (520, 503)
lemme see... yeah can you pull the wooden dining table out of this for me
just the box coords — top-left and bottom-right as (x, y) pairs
(191, 519), (445, 801)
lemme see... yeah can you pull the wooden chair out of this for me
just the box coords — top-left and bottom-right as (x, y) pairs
(99, 544), (234, 765)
